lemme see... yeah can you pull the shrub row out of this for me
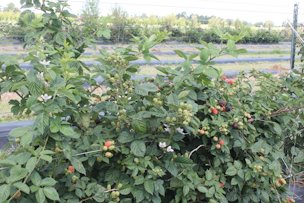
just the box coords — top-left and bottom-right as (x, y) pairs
(0, 2), (303, 203)
(0, 21), (286, 44)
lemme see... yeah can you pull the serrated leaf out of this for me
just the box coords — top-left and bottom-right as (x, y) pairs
(118, 131), (134, 143)
(13, 182), (30, 194)
(60, 126), (80, 139)
(27, 82), (43, 96)
(43, 187), (60, 201)
(9, 166), (28, 183)
(9, 126), (32, 138)
(54, 32), (65, 45)
(206, 170), (213, 181)
(197, 185), (208, 193)
(21, 132), (34, 146)
(31, 171), (42, 186)
(183, 185), (189, 196)
(50, 118), (61, 133)
(36, 188), (45, 203)
(226, 166), (237, 176)
(273, 122), (282, 135)
(135, 82), (158, 96)
(131, 119), (147, 134)
(71, 157), (86, 175)
(178, 90), (189, 99)
(40, 178), (57, 187)
(40, 155), (52, 163)
(166, 162), (178, 176)
(130, 140), (146, 157)
(174, 157), (193, 165)
(0, 185), (10, 202)
(26, 157), (37, 172)
(144, 180), (154, 195)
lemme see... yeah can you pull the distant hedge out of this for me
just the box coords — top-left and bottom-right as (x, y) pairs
(0, 15), (288, 44)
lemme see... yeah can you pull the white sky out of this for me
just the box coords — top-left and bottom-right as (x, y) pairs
(0, 0), (301, 25)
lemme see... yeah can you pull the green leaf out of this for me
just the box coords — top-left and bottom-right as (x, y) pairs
(54, 32), (66, 45)
(273, 122), (282, 135)
(199, 49), (209, 63)
(294, 150), (304, 163)
(50, 118), (61, 133)
(0, 159), (16, 167)
(206, 170), (213, 181)
(0, 185), (10, 202)
(206, 187), (215, 197)
(31, 171), (42, 186)
(226, 166), (237, 176)
(40, 155), (52, 163)
(167, 93), (179, 105)
(36, 188), (45, 203)
(120, 187), (131, 195)
(13, 182), (30, 194)
(26, 157), (37, 172)
(118, 131), (134, 143)
(9, 166), (28, 183)
(174, 157), (193, 165)
(34, 113), (49, 134)
(21, 132), (34, 146)
(261, 190), (269, 202)
(71, 157), (86, 175)
(135, 82), (158, 96)
(60, 126), (80, 139)
(133, 189), (144, 202)
(93, 187), (106, 202)
(40, 178), (57, 187)
(178, 90), (189, 99)
(130, 140), (146, 157)
(165, 162), (178, 176)
(43, 187), (60, 201)
(9, 126), (32, 138)
(197, 185), (208, 193)
(131, 119), (147, 134)
(27, 82), (43, 96)
(183, 185), (190, 196)
(144, 180), (154, 195)
(174, 50), (187, 59)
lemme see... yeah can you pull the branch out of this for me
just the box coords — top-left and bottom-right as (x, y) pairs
(15, 91), (24, 99)
(188, 145), (205, 158)
(270, 106), (304, 117)
(80, 189), (118, 203)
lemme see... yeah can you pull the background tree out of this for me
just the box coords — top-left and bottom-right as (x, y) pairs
(3, 3), (19, 12)
(81, 0), (100, 19)
(80, 0), (110, 40)
(264, 20), (274, 31)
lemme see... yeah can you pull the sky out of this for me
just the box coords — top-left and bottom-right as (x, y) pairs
(0, 0), (301, 25)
